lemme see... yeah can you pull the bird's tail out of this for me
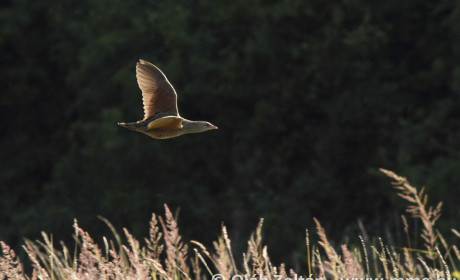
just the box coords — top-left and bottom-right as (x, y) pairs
(117, 121), (147, 132)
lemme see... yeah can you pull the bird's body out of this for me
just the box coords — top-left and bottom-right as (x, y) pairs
(119, 117), (213, 139)
(118, 59), (217, 139)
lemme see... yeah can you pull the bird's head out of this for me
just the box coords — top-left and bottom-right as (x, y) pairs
(186, 121), (218, 133)
(199, 121), (218, 132)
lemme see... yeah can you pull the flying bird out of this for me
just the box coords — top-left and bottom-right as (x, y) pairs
(118, 59), (218, 139)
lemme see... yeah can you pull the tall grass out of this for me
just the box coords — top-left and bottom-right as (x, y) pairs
(1, 169), (459, 279)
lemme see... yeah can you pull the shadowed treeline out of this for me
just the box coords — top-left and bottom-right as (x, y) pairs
(1, 0), (460, 265)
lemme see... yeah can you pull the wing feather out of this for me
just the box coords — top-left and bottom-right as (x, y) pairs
(136, 59), (179, 120)
(147, 116), (183, 130)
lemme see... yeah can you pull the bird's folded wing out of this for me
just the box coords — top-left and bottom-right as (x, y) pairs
(147, 116), (183, 130)
(136, 60), (179, 120)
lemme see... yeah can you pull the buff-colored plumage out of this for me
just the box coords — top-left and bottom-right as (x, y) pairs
(118, 59), (217, 139)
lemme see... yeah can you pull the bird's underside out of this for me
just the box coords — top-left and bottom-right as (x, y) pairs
(118, 112), (185, 139)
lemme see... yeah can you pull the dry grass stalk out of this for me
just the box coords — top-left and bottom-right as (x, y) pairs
(159, 204), (190, 280)
(358, 235), (370, 278)
(313, 217), (345, 278)
(341, 244), (362, 278)
(380, 168), (442, 258)
(0, 241), (24, 280)
(145, 213), (164, 260)
(210, 231), (233, 280)
(221, 224), (237, 275)
(305, 229), (311, 276)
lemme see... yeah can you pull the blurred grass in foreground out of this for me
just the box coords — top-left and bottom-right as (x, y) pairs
(1, 169), (459, 279)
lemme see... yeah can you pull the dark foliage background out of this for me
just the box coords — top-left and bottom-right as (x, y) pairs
(1, 0), (459, 267)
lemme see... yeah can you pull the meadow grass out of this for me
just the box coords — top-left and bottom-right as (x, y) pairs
(1, 169), (459, 279)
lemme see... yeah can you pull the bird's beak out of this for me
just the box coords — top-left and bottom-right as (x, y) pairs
(210, 125), (218, 130)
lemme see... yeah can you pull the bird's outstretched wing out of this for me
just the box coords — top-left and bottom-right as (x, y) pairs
(136, 59), (179, 120)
